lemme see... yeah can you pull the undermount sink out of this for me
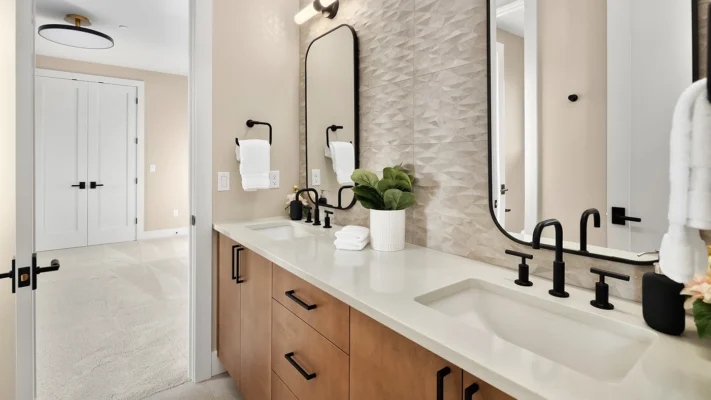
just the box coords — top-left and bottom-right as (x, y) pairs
(415, 279), (657, 382)
(247, 221), (315, 241)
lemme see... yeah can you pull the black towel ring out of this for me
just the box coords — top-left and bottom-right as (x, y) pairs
(325, 125), (343, 147)
(236, 119), (272, 146)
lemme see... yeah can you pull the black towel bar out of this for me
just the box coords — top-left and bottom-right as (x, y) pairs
(236, 119), (272, 146)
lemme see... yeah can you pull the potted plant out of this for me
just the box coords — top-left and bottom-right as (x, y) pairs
(351, 165), (415, 252)
(682, 246), (711, 339)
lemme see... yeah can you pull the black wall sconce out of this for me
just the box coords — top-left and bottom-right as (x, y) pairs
(294, 0), (339, 25)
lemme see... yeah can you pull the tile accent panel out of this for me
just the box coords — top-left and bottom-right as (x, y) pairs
(300, 0), (711, 302)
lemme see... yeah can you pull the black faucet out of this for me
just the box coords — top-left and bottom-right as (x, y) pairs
(296, 188), (321, 226)
(579, 208), (601, 253)
(532, 219), (569, 298)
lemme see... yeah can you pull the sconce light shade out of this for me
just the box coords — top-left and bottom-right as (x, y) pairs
(295, 0), (339, 25)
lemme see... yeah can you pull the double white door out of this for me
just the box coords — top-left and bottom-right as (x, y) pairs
(35, 75), (138, 251)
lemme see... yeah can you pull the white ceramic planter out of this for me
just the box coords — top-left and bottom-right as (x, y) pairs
(370, 209), (406, 252)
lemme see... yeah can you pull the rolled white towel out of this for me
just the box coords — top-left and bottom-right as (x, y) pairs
(334, 237), (369, 251)
(335, 227), (370, 242)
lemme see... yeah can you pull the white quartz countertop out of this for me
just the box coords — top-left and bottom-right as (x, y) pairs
(214, 217), (711, 400)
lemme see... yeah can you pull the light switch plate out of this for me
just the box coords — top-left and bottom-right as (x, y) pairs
(217, 172), (230, 192)
(150, 165), (156, 173)
(173, 209), (179, 217)
(312, 169), (321, 186)
(269, 171), (280, 189)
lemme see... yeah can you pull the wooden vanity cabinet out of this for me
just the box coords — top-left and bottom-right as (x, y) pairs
(463, 372), (516, 400)
(217, 234), (242, 385)
(350, 309), (463, 400)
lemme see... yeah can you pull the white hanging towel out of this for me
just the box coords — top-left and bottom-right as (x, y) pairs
(659, 79), (710, 283)
(329, 141), (355, 185)
(238, 139), (270, 191)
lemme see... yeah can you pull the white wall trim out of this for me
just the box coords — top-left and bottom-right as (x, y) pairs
(189, 0), (214, 384)
(523, 0), (539, 235)
(211, 351), (225, 376)
(496, 0), (524, 18)
(35, 68), (148, 241)
(138, 227), (189, 240)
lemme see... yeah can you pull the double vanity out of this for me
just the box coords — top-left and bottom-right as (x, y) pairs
(214, 218), (711, 400)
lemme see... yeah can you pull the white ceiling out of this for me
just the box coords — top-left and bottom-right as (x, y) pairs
(496, 0), (525, 38)
(35, 0), (189, 76)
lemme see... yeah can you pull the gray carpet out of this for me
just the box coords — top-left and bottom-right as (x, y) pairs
(36, 236), (190, 400)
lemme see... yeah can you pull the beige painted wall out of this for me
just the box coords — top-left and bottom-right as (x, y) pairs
(497, 29), (525, 234)
(539, 0), (608, 246)
(35, 56), (189, 232)
(211, 0), (299, 349)
(0, 0), (15, 395)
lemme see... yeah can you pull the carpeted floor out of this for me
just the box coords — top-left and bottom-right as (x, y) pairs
(36, 236), (190, 400)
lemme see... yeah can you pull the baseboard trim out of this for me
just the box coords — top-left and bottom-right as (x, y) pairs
(138, 227), (189, 240)
(211, 351), (225, 376)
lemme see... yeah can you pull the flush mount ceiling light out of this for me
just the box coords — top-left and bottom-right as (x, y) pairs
(294, 0), (339, 25)
(38, 14), (114, 49)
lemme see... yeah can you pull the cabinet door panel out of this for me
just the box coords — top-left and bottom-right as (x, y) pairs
(240, 249), (273, 400)
(463, 372), (516, 400)
(217, 234), (241, 386)
(350, 309), (462, 400)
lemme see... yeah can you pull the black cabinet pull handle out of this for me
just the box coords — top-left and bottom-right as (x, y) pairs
(285, 290), (317, 311)
(232, 245), (244, 284)
(89, 182), (104, 189)
(71, 182), (86, 189)
(285, 352), (316, 380)
(464, 382), (480, 400)
(436, 366), (451, 400)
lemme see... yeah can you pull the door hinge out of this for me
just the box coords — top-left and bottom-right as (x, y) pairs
(135, 138), (138, 144)
(191, 215), (196, 226)
(136, 218), (138, 224)
(135, 178), (138, 184)
(135, 98), (138, 105)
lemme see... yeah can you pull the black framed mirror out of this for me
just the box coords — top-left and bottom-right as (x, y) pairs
(304, 24), (360, 210)
(486, 0), (699, 266)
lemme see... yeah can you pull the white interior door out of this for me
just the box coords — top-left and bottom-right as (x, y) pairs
(34, 77), (89, 252)
(87, 82), (138, 246)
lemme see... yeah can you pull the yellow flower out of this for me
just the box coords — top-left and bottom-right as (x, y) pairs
(293, 185), (299, 192)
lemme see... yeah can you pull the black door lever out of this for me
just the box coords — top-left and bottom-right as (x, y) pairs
(611, 207), (642, 226)
(71, 182), (86, 189)
(32, 254), (60, 290)
(90, 182), (104, 189)
(0, 260), (16, 294)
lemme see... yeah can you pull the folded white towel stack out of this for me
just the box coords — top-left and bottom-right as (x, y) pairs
(334, 226), (370, 251)
(329, 141), (355, 185)
(660, 79), (710, 283)
(237, 140), (270, 191)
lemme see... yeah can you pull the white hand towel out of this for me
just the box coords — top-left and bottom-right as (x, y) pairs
(238, 139), (270, 191)
(336, 226), (370, 242)
(334, 238), (369, 251)
(329, 142), (355, 185)
(660, 79), (709, 283)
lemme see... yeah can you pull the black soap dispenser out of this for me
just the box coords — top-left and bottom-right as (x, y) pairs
(642, 264), (686, 336)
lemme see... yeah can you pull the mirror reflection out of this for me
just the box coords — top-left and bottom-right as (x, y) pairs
(491, 0), (693, 261)
(305, 25), (359, 209)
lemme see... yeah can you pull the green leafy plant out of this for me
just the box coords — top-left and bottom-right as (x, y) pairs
(351, 165), (416, 211)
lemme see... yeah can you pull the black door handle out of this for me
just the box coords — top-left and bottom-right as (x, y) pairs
(232, 245), (244, 284)
(285, 352), (316, 380)
(32, 254), (60, 290)
(436, 366), (451, 400)
(90, 182), (104, 189)
(464, 382), (480, 400)
(611, 207), (642, 225)
(71, 182), (86, 189)
(285, 290), (317, 311)
(0, 260), (16, 294)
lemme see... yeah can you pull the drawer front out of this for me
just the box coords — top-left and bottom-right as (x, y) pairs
(272, 371), (299, 400)
(272, 300), (349, 400)
(272, 265), (350, 353)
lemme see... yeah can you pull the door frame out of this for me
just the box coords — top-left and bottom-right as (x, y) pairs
(15, 0), (214, 397)
(34, 69), (145, 246)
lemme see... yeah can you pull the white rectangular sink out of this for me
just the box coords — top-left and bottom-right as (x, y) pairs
(247, 221), (316, 241)
(415, 279), (657, 382)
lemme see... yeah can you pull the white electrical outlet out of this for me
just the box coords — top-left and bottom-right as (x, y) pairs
(173, 209), (179, 217)
(269, 171), (280, 189)
(217, 172), (230, 191)
(312, 169), (321, 186)
(150, 165), (156, 173)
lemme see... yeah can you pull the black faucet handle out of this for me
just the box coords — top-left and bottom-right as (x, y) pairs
(589, 268), (630, 310)
(505, 249), (533, 263)
(506, 250), (533, 287)
(324, 210), (333, 215)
